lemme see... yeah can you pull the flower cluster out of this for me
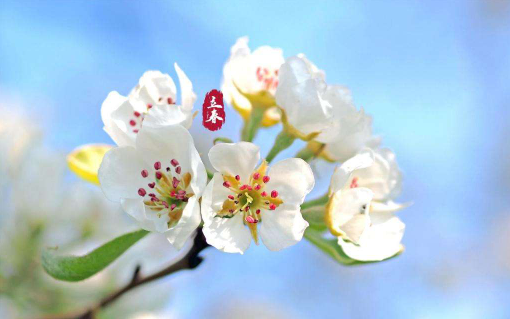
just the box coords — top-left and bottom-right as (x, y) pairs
(73, 36), (409, 261)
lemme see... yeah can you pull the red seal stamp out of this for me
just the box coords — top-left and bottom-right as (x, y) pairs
(202, 90), (225, 131)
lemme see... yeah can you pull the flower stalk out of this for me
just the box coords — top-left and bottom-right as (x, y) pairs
(241, 105), (265, 142)
(301, 193), (329, 210)
(265, 130), (295, 163)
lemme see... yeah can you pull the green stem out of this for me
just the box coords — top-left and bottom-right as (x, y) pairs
(301, 193), (329, 210)
(241, 107), (265, 142)
(206, 169), (214, 180)
(295, 146), (315, 162)
(265, 130), (296, 163)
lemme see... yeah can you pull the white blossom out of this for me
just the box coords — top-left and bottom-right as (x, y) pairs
(222, 37), (284, 125)
(101, 63), (196, 147)
(327, 148), (407, 261)
(98, 124), (207, 249)
(315, 85), (381, 161)
(275, 55), (333, 138)
(201, 142), (314, 253)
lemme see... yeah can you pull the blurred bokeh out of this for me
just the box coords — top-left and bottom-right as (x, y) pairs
(1, 0), (509, 318)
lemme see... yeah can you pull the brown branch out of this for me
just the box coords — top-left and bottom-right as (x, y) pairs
(43, 229), (209, 319)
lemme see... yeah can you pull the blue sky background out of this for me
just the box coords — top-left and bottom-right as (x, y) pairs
(1, 0), (510, 318)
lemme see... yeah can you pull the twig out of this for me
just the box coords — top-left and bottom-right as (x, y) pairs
(43, 229), (209, 319)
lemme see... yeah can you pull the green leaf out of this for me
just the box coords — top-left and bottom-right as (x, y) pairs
(42, 229), (149, 282)
(304, 227), (402, 266)
(301, 206), (327, 232)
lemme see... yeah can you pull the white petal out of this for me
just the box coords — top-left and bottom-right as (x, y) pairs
(222, 37), (260, 112)
(134, 218), (159, 232)
(259, 204), (308, 251)
(275, 56), (332, 135)
(120, 199), (158, 232)
(208, 142), (260, 182)
(243, 45), (284, 95)
(101, 92), (140, 147)
(101, 91), (123, 128)
(379, 148), (403, 200)
(266, 158), (314, 206)
(120, 198), (146, 222)
(143, 104), (193, 129)
(328, 187), (373, 243)
(339, 212), (405, 261)
(223, 37), (282, 96)
(165, 195), (201, 250)
(201, 174), (251, 253)
(131, 70), (177, 105)
(98, 146), (149, 201)
(348, 148), (402, 201)
(135, 125), (195, 179)
(371, 200), (411, 213)
(174, 63), (196, 111)
(201, 173), (232, 216)
(316, 85), (359, 143)
(329, 149), (374, 194)
(324, 112), (381, 162)
(203, 213), (251, 254)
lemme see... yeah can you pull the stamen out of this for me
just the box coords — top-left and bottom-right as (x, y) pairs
(171, 159), (179, 167)
(175, 166), (181, 174)
(246, 216), (257, 224)
(148, 182), (155, 188)
(263, 176), (270, 183)
(269, 203), (276, 210)
(133, 129), (139, 133)
(134, 111), (141, 117)
(155, 171), (162, 179)
(167, 97), (173, 104)
(147, 103), (153, 109)
(149, 193), (156, 197)
(129, 120), (136, 126)
(170, 204), (177, 211)
(162, 201), (169, 208)
(166, 167), (170, 172)
(228, 195), (235, 200)
(254, 184), (261, 190)
(271, 190), (278, 198)
(154, 161), (161, 170)
(173, 177), (180, 188)
(245, 206), (250, 212)
(350, 177), (359, 189)
(141, 170), (149, 178)
(253, 172), (260, 180)
(256, 209), (261, 214)
(138, 188), (146, 196)
(235, 175), (240, 181)
(223, 181), (231, 188)
(261, 191), (267, 197)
